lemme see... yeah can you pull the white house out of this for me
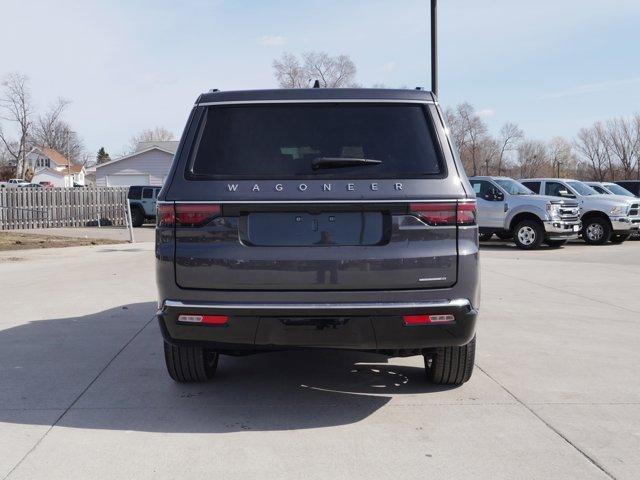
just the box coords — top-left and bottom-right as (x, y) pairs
(94, 141), (178, 187)
(27, 147), (86, 187)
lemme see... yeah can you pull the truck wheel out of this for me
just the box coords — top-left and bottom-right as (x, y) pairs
(496, 232), (512, 240)
(479, 232), (493, 242)
(545, 239), (567, 248)
(513, 220), (544, 250)
(163, 341), (219, 383)
(130, 207), (145, 227)
(582, 217), (611, 245)
(424, 336), (475, 386)
(610, 234), (630, 244)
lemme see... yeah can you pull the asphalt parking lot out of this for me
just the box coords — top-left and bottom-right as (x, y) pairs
(1, 239), (639, 479)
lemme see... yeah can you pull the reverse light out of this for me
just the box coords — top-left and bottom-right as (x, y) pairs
(403, 314), (455, 325)
(409, 202), (476, 226)
(178, 314), (229, 325)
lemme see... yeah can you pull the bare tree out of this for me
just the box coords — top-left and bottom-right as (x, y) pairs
(575, 123), (609, 181)
(32, 98), (84, 163)
(0, 73), (34, 178)
(273, 52), (357, 88)
(605, 117), (639, 180)
(445, 103), (489, 176)
(273, 53), (307, 88)
(548, 137), (575, 178)
(515, 140), (549, 178)
(495, 123), (523, 175)
(128, 126), (174, 153)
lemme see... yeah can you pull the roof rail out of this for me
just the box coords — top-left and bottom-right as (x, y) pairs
(431, 0), (438, 98)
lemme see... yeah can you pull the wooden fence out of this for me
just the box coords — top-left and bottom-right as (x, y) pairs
(0, 187), (129, 230)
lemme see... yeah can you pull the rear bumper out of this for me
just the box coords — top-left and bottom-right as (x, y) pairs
(544, 220), (581, 240)
(158, 299), (478, 351)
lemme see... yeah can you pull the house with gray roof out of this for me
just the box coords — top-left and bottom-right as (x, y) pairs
(94, 141), (178, 187)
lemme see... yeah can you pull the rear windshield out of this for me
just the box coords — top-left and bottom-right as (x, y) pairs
(188, 104), (443, 179)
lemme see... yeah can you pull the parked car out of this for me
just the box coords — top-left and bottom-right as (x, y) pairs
(469, 176), (581, 249)
(615, 180), (640, 197)
(19, 183), (43, 188)
(586, 182), (640, 239)
(155, 87), (479, 385)
(38, 181), (54, 188)
(127, 185), (162, 227)
(520, 178), (639, 244)
(0, 178), (29, 188)
(586, 181), (636, 198)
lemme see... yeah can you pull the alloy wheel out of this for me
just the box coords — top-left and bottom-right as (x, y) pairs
(517, 226), (536, 246)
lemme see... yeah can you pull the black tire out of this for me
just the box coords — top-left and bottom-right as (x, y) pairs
(496, 232), (512, 240)
(130, 207), (145, 227)
(424, 336), (475, 386)
(545, 239), (568, 248)
(479, 232), (493, 242)
(582, 216), (612, 245)
(512, 220), (544, 250)
(610, 234), (630, 244)
(163, 341), (219, 383)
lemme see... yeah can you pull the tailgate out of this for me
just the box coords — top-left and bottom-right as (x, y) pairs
(173, 202), (460, 291)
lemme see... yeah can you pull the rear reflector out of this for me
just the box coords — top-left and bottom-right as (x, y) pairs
(409, 202), (476, 226)
(178, 314), (229, 325)
(403, 314), (455, 325)
(157, 203), (221, 227)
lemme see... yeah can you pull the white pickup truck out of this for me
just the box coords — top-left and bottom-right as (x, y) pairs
(470, 176), (581, 250)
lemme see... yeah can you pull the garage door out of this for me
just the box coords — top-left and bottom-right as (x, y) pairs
(106, 174), (150, 187)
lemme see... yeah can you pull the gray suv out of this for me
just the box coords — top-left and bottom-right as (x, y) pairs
(469, 176), (581, 249)
(155, 88), (480, 385)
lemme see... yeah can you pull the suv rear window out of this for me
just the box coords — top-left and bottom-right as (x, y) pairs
(188, 104), (444, 179)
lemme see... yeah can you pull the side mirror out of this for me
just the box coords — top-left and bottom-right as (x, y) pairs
(484, 188), (504, 202)
(558, 190), (574, 198)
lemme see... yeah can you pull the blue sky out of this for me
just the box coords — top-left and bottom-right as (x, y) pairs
(2, 0), (640, 156)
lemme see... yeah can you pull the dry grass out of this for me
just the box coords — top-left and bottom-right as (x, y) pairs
(0, 231), (123, 251)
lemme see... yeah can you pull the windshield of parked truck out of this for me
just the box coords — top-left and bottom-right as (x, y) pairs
(567, 181), (597, 196)
(494, 179), (534, 195)
(604, 183), (635, 197)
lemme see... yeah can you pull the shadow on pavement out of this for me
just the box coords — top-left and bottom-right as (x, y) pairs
(0, 303), (454, 433)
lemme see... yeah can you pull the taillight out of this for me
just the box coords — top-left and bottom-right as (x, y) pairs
(457, 203), (477, 226)
(178, 314), (228, 325)
(157, 204), (175, 227)
(403, 314), (455, 325)
(157, 203), (221, 227)
(409, 202), (476, 226)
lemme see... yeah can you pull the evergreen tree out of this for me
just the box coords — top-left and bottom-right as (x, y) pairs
(97, 147), (111, 164)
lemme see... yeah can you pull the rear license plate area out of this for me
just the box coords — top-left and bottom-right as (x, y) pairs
(244, 212), (385, 246)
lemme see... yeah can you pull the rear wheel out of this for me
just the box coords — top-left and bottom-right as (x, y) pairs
(479, 232), (493, 242)
(545, 239), (568, 248)
(582, 217), (612, 245)
(513, 220), (544, 250)
(163, 342), (219, 383)
(610, 234), (630, 244)
(424, 336), (475, 386)
(130, 207), (145, 227)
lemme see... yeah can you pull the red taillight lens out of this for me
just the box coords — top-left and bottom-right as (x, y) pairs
(457, 203), (477, 226)
(178, 314), (228, 325)
(175, 204), (221, 227)
(409, 202), (476, 226)
(403, 314), (455, 325)
(157, 204), (176, 227)
(409, 203), (457, 226)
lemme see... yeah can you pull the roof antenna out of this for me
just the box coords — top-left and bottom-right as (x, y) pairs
(313, 80), (321, 88)
(431, 0), (438, 98)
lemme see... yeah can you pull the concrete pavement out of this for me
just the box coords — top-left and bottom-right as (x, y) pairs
(1, 240), (639, 479)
